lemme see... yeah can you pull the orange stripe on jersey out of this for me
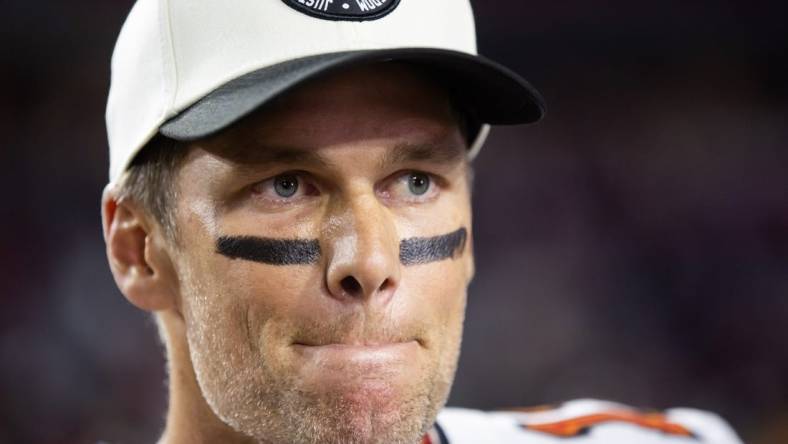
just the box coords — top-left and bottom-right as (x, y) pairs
(506, 404), (558, 413)
(423, 425), (444, 444)
(523, 411), (695, 438)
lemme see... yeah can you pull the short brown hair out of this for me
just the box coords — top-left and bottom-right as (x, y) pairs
(114, 136), (190, 242)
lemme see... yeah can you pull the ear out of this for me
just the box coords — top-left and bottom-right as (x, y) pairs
(101, 183), (179, 312)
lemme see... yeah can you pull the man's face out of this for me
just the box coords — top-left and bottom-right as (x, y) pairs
(169, 63), (474, 443)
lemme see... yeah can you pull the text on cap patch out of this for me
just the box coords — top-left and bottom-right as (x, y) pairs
(281, 0), (401, 21)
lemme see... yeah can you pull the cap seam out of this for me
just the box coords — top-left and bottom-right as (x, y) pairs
(160, 0), (179, 119)
(465, 0), (479, 54)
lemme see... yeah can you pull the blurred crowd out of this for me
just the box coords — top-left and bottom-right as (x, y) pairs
(1, 1), (786, 443)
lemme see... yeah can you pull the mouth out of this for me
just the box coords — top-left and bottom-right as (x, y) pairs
(292, 332), (425, 349)
(292, 340), (420, 353)
(293, 339), (419, 347)
(291, 339), (422, 369)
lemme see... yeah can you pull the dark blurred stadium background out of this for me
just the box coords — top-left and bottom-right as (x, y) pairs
(1, 1), (786, 443)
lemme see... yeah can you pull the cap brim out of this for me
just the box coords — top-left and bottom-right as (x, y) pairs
(159, 48), (545, 141)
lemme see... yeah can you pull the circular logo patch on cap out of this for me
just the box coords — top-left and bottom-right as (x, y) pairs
(281, 0), (400, 21)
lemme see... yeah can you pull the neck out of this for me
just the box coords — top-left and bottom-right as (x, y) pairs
(156, 310), (255, 444)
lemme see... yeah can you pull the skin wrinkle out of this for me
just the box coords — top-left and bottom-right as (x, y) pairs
(380, 141), (465, 171)
(204, 139), (465, 199)
(213, 145), (336, 172)
(244, 302), (255, 355)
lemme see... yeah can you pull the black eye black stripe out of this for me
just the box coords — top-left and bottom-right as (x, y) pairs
(216, 236), (321, 265)
(399, 227), (467, 266)
(216, 227), (467, 266)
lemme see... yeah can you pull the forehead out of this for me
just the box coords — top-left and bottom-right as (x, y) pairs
(194, 62), (464, 160)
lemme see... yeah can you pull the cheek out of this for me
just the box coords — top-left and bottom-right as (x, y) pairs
(400, 259), (468, 344)
(178, 255), (255, 362)
(399, 258), (467, 403)
(188, 254), (324, 328)
(178, 253), (326, 397)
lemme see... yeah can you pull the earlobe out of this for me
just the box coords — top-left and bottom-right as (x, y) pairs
(102, 185), (178, 312)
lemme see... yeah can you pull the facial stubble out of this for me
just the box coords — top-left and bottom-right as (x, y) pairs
(180, 263), (465, 444)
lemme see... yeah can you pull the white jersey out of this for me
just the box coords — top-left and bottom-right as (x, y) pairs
(425, 399), (742, 444)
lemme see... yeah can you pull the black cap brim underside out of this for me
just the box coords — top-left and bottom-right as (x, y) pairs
(159, 48), (545, 141)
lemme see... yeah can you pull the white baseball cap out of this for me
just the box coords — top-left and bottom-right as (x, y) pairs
(106, 0), (545, 183)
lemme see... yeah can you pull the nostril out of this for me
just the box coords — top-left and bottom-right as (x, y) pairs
(378, 278), (392, 292)
(340, 276), (362, 295)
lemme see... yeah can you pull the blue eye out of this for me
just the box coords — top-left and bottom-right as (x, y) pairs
(274, 174), (299, 197)
(408, 173), (430, 195)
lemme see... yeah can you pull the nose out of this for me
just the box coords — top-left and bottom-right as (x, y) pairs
(324, 194), (400, 305)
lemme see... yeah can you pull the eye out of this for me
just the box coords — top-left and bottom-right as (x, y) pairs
(250, 172), (317, 204)
(273, 174), (299, 198)
(408, 172), (431, 196)
(381, 170), (440, 204)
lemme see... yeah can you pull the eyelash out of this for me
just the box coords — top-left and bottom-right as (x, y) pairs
(380, 171), (440, 204)
(248, 170), (442, 207)
(249, 172), (317, 205)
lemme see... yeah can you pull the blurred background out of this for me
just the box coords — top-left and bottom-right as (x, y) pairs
(1, 0), (786, 443)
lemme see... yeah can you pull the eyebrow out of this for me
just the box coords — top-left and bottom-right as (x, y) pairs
(218, 138), (464, 173)
(223, 145), (333, 170)
(380, 141), (466, 170)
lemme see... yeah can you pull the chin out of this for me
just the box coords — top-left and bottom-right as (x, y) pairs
(261, 371), (439, 444)
(304, 396), (432, 444)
